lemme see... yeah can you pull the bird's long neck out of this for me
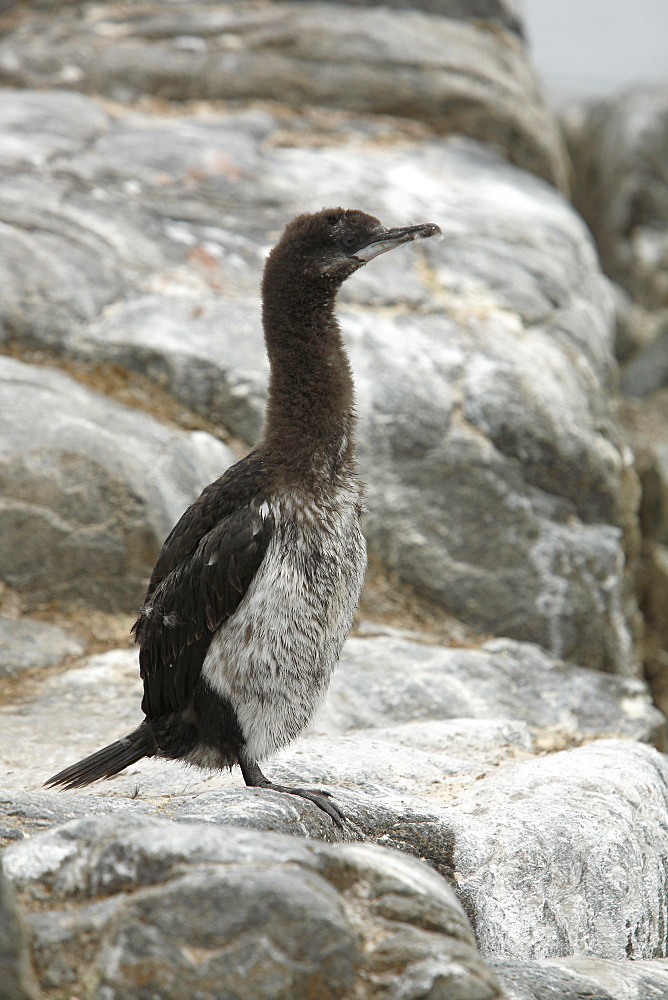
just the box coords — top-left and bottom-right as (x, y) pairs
(261, 263), (356, 486)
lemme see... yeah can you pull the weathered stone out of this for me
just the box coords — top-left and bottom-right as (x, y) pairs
(290, 0), (525, 36)
(0, 357), (234, 610)
(620, 316), (668, 397)
(0, 3), (567, 188)
(0, 88), (108, 168)
(4, 635), (663, 803)
(564, 84), (668, 308)
(0, 787), (156, 848)
(0, 868), (37, 1000)
(0, 91), (624, 668)
(622, 391), (668, 545)
(321, 637), (665, 744)
(2, 813), (503, 1000)
(0, 615), (85, 679)
(494, 956), (668, 1000)
(75, 294), (269, 445)
(448, 739), (668, 961)
(3, 636), (668, 977)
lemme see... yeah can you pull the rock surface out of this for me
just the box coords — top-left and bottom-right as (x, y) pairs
(0, 1), (567, 188)
(494, 956), (668, 1000)
(3, 813), (502, 1000)
(0, 615), (85, 679)
(564, 84), (668, 309)
(321, 636), (665, 743)
(1, 3), (666, 999)
(0, 87), (637, 670)
(448, 739), (668, 961)
(3, 636), (668, 973)
(0, 867), (36, 1000)
(620, 316), (668, 398)
(0, 356), (234, 610)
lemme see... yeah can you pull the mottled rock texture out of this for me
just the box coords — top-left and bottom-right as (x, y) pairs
(0, 616), (85, 679)
(0, 356), (234, 610)
(495, 956), (668, 1000)
(564, 84), (668, 309)
(1, 4), (666, 999)
(0, 1), (567, 188)
(0, 868), (37, 1000)
(3, 639), (668, 976)
(0, 89), (637, 670)
(3, 814), (502, 1000)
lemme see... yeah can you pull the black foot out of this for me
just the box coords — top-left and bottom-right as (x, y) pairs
(240, 758), (345, 829)
(264, 782), (345, 829)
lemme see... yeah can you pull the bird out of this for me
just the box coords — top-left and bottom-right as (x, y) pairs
(45, 208), (442, 825)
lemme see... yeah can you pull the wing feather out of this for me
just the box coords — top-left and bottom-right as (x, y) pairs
(131, 454), (274, 719)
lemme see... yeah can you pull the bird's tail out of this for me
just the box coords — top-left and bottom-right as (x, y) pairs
(44, 725), (154, 790)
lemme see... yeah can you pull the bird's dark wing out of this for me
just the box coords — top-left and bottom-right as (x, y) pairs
(132, 454), (274, 719)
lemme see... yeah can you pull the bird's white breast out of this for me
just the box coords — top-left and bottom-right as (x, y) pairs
(202, 482), (366, 761)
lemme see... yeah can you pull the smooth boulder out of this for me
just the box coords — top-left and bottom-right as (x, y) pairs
(0, 357), (234, 610)
(2, 813), (503, 1000)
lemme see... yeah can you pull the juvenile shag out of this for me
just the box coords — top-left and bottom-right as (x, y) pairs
(46, 208), (441, 825)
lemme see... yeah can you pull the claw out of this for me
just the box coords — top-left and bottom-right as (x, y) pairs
(265, 783), (345, 829)
(239, 757), (345, 828)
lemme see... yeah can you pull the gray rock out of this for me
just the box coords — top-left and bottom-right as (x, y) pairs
(622, 393), (668, 545)
(76, 294), (269, 445)
(563, 84), (668, 309)
(4, 635), (662, 804)
(0, 357), (234, 610)
(0, 868), (37, 1000)
(495, 956), (668, 1000)
(0, 788), (155, 848)
(620, 316), (668, 397)
(320, 636), (666, 745)
(289, 0), (525, 37)
(0, 615), (85, 679)
(2, 813), (503, 1000)
(1, 90), (625, 669)
(0, 88), (108, 169)
(448, 739), (668, 961)
(3, 637), (668, 975)
(0, 3), (566, 187)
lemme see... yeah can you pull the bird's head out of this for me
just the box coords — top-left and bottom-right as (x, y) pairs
(267, 207), (441, 285)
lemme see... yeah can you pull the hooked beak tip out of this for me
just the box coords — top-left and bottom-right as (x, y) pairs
(351, 221), (442, 263)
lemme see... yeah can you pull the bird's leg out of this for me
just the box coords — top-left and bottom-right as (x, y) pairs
(239, 755), (345, 829)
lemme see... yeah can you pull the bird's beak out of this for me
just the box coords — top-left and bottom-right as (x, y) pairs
(350, 221), (442, 262)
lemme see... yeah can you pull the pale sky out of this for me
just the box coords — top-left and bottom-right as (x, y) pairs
(519, 0), (668, 99)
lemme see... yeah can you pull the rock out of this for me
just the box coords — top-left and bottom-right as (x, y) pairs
(2, 813), (503, 1000)
(291, 0), (525, 37)
(320, 636), (665, 745)
(0, 357), (235, 611)
(2, 636), (668, 978)
(0, 788), (154, 849)
(0, 88), (624, 667)
(3, 635), (663, 801)
(76, 294), (269, 446)
(563, 84), (668, 309)
(0, 3), (567, 188)
(494, 956), (668, 1000)
(0, 868), (37, 1000)
(622, 391), (668, 545)
(620, 316), (668, 397)
(448, 739), (668, 961)
(0, 615), (85, 678)
(0, 88), (108, 169)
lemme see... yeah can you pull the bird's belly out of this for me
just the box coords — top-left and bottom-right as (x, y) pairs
(202, 495), (366, 761)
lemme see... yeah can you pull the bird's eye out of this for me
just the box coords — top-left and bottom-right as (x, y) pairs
(341, 234), (358, 249)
